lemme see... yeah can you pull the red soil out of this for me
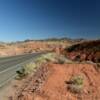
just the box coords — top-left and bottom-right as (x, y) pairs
(13, 63), (100, 100)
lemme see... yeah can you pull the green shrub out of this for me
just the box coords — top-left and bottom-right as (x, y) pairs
(71, 75), (84, 85)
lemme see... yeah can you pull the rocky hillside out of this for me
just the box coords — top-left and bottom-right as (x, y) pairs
(0, 40), (71, 57)
(63, 40), (100, 63)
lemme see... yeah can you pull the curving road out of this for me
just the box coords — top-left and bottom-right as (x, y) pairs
(0, 53), (43, 87)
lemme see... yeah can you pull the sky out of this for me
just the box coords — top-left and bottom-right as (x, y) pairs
(0, 0), (100, 42)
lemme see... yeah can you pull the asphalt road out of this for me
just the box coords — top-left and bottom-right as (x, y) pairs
(0, 53), (42, 87)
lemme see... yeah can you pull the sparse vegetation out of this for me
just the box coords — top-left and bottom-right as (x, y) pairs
(16, 63), (38, 79)
(56, 55), (71, 64)
(16, 53), (57, 79)
(8, 39), (100, 100)
(66, 75), (84, 93)
(16, 53), (72, 79)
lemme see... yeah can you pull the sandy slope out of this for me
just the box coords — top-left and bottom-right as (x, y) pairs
(12, 63), (100, 100)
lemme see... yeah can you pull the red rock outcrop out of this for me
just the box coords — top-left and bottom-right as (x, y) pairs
(63, 40), (100, 63)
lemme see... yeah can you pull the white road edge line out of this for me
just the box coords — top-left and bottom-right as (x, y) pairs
(0, 55), (38, 74)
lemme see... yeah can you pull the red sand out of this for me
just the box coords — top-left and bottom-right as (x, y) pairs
(13, 63), (100, 100)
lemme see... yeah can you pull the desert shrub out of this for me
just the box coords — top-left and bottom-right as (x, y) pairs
(16, 62), (38, 79)
(57, 55), (71, 64)
(71, 75), (84, 85)
(35, 53), (57, 63)
(16, 53), (57, 79)
(23, 63), (37, 74)
(66, 75), (84, 93)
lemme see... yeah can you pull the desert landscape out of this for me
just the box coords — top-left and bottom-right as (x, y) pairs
(0, 39), (99, 100)
(0, 0), (100, 100)
(0, 39), (71, 57)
